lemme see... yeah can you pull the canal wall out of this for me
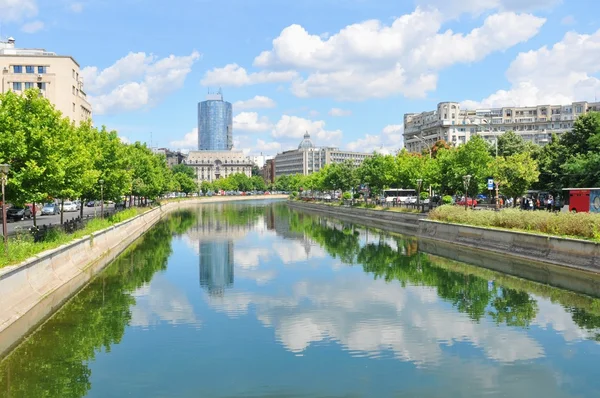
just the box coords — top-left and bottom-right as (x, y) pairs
(287, 201), (425, 233)
(418, 220), (600, 274)
(0, 195), (286, 357)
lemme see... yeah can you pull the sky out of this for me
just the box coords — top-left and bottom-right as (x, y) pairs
(1, 0), (600, 156)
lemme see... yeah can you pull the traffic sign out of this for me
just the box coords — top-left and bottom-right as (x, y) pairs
(487, 178), (494, 190)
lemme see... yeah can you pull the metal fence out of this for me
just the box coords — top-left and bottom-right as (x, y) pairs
(10, 206), (123, 242)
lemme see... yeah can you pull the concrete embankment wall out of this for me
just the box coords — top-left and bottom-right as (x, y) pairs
(0, 195), (286, 357)
(418, 220), (600, 274)
(287, 201), (425, 233)
(287, 201), (600, 284)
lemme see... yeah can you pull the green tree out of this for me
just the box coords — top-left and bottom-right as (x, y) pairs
(561, 112), (600, 188)
(173, 172), (198, 194)
(0, 90), (67, 206)
(448, 136), (492, 195)
(251, 175), (267, 191)
(356, 153), (397, 195)
(491, 152), (540, 201)
(171, 164), (196, 179)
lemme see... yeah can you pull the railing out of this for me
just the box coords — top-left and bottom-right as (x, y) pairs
(9, 206), (123, 242)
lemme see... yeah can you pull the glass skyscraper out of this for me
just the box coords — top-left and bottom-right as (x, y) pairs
(198, 93), (233, 150)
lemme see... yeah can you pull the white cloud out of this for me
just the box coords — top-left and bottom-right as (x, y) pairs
(235, 248), (271, 269)
(69, 2), (83, 13)
(328, 107), (352, 117)
(250, 9), (544, 100)
(272, 115), (343, 147)
(20, 20), (43, 34)
(170, 128), (198, 150)
(201, 63), (298, 87)
(346, 124), (404, 154)
(0, 0), (37, 22)
(560, 15), (575, 25)
(308, 110), (319, 117)
(255, 139), (282, 153)
(463, 29), (600, 108)
(81, 51), (200, 115)
(119, 135), (131, 144)
(233, 95), (276, 110)
(233, 112), (273, 132)
(416, 0), (561, 17)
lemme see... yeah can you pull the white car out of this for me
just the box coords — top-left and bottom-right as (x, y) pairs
(63, 201), (78, 212)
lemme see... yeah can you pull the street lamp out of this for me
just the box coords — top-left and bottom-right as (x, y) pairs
(462, 174), (471, 211)
(0, 163), (9, 255)
(416, 179), (423, 208)
(99, 179), (104, 219)
(412, 135), (432, 158)
(413, 135), (433, 197)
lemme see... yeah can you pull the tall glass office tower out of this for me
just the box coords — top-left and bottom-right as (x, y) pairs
(198, 92), (233, 150)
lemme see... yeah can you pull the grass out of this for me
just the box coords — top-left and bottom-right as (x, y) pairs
(0, 207), (151, 269)
(429, 205), (600, 242)
(296, 198), (422, 214)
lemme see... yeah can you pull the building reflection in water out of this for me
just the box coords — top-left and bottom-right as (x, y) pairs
(188, 204), (255, 296)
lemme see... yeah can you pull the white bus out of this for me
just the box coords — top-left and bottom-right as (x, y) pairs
(383, 188), (417, 203)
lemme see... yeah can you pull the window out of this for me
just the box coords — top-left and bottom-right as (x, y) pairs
(37, 82), (46, 90)
(26, 66), (35, 74)
(72, 86), (76, 95)
(37, 66), (46, 74)
(12, 82), (22, 90)
(25, 82), (34, 89)
(13, 65), (22, 73)
(72, 69), (75, 78)
(73, 103), (76, 112)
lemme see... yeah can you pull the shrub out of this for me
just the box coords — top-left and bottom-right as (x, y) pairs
(342, 192), (352, 200)
(420, 192), (429, 200)
(353, 193), (361, 199)
(442, 195), (453, 204)
(429, 205), (600, 241)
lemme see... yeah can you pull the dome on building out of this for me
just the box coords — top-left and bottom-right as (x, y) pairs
(298, 131), (314, 150)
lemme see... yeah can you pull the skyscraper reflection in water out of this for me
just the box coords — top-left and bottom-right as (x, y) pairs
(199, 241), (234, 296)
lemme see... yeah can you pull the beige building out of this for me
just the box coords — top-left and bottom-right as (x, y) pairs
(404, 100), (600, 153)
(274, 132), (372, 177)
(184, 150), (253, 184)
(0, 37), (92, 124)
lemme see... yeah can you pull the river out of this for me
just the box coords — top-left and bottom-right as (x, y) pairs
(1, 200), (600, 397)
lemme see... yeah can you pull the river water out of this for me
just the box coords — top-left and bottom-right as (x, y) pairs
(1, 200), (600, 397)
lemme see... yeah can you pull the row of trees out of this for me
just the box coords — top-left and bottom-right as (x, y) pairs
(0, 90), (197, 222)
(273, 112), (600, 201)
(199, 173), (267, 194)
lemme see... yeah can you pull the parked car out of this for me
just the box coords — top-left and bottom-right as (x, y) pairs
(63, 201), (78, 212)
(86, 201), (99, 207)
(41, 203), (60, 215)
(25, 203), (41, 216)
(457, 197), (478, 207)
(6, 205), (32, 221)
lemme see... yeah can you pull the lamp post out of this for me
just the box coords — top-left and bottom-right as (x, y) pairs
(99, 179), (104, 219)
(0, 164), (9, 255)
(416, 179), (423, 209)
(413, 135), (433, 197)
(463, 174), (471, 211)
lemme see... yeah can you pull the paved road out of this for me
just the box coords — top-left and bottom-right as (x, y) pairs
(4, 204), (115, 235)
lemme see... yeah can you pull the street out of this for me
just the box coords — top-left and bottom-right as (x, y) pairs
(5, 204), (115, 235)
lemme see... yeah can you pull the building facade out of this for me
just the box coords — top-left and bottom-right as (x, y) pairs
(198, 92), (232, 151)
(261, 158), (275, 184)
(0, 37), (92, 124)
(404, 101), (600, 153)
(274, 132), (372, 177)
(250, 154), (273, 169)
(184, 150), (253, 184)
(153, 148), (185, 168)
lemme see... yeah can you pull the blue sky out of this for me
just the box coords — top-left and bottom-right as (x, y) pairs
(2, 0), (600, 155)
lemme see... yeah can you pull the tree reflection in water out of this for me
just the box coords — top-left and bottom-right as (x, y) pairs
(286, 208), (600, 334)
(0, 210), (197, 398)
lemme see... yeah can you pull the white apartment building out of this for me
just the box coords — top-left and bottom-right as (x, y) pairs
(184, 150), (253, 184)
(0, 37), (92, 124)
(250, 154), (273, 169)
(404, 101), (600, 153)
(274, 132), (372, 177)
